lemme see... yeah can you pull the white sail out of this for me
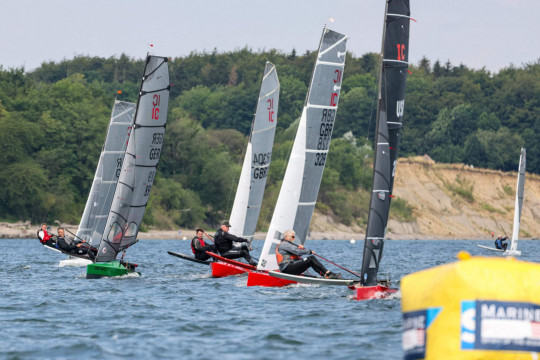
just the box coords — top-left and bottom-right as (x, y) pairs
(505, 148), (526, 256)
(96, 55), (170, 262)
(76, 101), (135, 247)
(229, 62), (279, 240)
(257, 28), (347, 271)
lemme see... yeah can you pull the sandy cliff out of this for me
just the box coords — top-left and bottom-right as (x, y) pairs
(2, 156), (539, 240)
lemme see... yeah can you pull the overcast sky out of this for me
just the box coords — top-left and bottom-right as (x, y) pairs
(1, 0), (538, 73)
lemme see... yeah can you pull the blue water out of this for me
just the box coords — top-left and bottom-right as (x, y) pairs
(1, 239), (539, 359)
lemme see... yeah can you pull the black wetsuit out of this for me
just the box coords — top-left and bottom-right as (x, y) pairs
(214, 229), (255, 265)
(57, 236), (95, 257)
(277, 240), (329, 276)
(191, 236), (215, 261)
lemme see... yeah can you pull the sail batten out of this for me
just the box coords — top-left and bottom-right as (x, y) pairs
(360, 0), (410, 286)
(257, 28), (347, 271)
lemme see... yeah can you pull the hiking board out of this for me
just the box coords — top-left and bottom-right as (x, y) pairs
(206, 252), (256, 270)
(268, 270), (358, 286)
(167, 251), (211, 265)
(477, 244), (504, 252)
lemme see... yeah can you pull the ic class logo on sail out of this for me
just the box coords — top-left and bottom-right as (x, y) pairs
(330, 69), (342, 106)
(152, 94), (160, 120)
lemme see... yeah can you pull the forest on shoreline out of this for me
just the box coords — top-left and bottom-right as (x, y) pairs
(0, 49), (538, 230)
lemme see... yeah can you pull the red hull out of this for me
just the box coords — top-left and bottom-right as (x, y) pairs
(354, 285), (398, 300)
(246, 270), (297, 287)
(211, 261), (249, 278)
(207, 252), (257, 278)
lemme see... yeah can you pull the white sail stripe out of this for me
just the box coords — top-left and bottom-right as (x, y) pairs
(378, 142), (389, 145)
(307, 104), (338, 110)
(305, 148), (329, 154)
(112, 107), (136, 121)
(298, 202), (316, 206)
(262, 66), (277, 81)
(372, 190), (390, 192)
(316, 60), (346, 67)
(251, 123), (277, 135)
(260, 86), (280, 99)
(387, 13), (412, 19)
(252, 163), (271, 169)
(383, 59), (409, 65)
(318, 34), (348, 57)
(387, 122), (402, 125)
(102, 150), (126, 154)
(367, 237), (384, 240)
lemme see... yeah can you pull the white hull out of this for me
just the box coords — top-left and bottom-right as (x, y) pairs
(58, 257), (92, 267)
(503, 250), (522, 256)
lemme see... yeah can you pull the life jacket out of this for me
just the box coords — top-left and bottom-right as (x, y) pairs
(191, 237), (206, 254)
(37, 229), (51, 243)
(275, 241), (300, 265)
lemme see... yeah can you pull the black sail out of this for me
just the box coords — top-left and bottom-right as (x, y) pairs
(360, 0), (410, 286)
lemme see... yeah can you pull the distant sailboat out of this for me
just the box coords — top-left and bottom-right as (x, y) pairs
(504, 148), (526, 256)
(478, 148), (526, 255)
(248, 27), (348, 287)
(207, 62), (280, 277)
(354, 0), (411, 300)
(87, 55), (170, 279)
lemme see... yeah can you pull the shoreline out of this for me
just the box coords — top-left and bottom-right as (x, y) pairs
(0, 221), (523, 241)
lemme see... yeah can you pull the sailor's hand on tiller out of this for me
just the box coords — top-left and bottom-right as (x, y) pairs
(298, 245), (305, 249)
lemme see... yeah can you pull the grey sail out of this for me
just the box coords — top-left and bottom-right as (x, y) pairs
(229, 62), (279, 240)
(258, 28), (347, 271)
(96, 55), (170, 262)
(360, 0), (411, 286)
(76, 101), (135, 247)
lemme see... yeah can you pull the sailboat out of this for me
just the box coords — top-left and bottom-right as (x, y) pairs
(354, 0), (411, 300)
(503, 148), (526, 256)
(247, 27), (348, 287)
(478, 148), (526, 255)
(205, 62), (280, 277)
(43, 100), (135, 267)
(86, 55), (170, 279)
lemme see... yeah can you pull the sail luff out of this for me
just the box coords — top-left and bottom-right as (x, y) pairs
(510, 148), (526, 251)
(95, 56), (170, 262)
(257, 28), (347, 271)
(229, 62), (279, 240)
(360, 0), (410, 286)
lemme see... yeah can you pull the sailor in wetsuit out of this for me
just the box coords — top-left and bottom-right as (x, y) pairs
(494, 235), (508, 251)
(191, 228), (216, 261)
(37, 223), (56, 247)
(214, 221), (257, 266)
(55, 228), (96, 259)
(276, 229), (341, 279)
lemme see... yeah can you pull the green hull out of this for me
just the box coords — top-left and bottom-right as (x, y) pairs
(86, 260), (139, 279)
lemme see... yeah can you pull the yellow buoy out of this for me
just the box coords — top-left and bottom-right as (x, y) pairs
(402, 254), (540, 359)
